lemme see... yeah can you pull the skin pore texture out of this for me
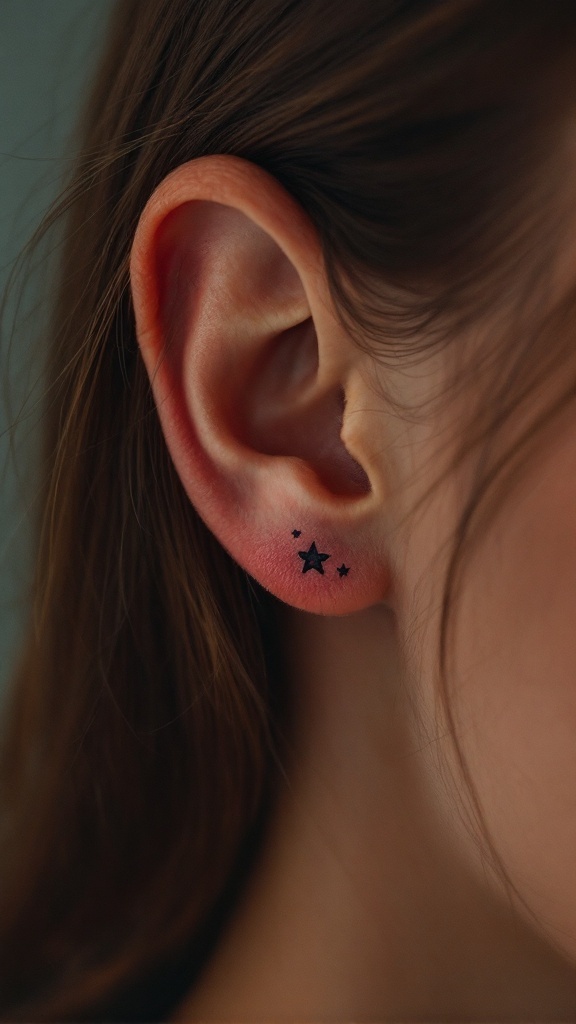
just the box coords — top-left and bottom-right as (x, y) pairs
(129, 155), (576, 1021)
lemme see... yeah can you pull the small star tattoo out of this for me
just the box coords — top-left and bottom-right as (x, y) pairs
(299, 541), (330, 574)
(292, 529), (301, 538)
(337, 564), (350, 577)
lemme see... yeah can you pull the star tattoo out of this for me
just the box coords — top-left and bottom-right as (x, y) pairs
(337, 564), (350, 577)
(292, 529), (301, 538)
(298, 541), (330, 574)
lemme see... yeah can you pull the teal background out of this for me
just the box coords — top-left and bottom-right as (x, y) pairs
(0, 1), (113, 698)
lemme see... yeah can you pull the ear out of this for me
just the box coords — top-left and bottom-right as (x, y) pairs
(130, 155), (390, 615)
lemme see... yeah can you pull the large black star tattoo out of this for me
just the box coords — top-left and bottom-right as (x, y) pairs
(298, 541), (330, 574)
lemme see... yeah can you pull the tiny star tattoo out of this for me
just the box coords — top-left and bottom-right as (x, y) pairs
(337, 564), (350, 577)
(292, 529), (301, 538)
(298, 541), (330, 574)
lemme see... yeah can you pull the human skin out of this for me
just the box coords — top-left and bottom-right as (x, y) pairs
(130, 154), (576, 1021)
(173, 360), (576, 1023)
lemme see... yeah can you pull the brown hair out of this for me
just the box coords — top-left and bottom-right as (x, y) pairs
(1, 1), (576, 1018)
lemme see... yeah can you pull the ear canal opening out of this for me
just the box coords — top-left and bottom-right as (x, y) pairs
(249, 381), (371, 498)
(322, 445), (371, 497)
(239, 320), (371, 498)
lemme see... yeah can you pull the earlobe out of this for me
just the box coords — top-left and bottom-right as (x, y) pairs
(130, 155), (391, 614)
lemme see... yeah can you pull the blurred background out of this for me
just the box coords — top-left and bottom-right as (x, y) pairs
(0, 1), (113, 701)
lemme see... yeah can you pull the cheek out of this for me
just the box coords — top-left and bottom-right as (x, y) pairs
(452, 419), (576, 958)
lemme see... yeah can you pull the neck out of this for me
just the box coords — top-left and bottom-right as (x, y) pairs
(176, 604), (576, 1021)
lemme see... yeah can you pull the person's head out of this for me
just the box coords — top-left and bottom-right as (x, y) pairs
(1, 0), (576, 1019)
